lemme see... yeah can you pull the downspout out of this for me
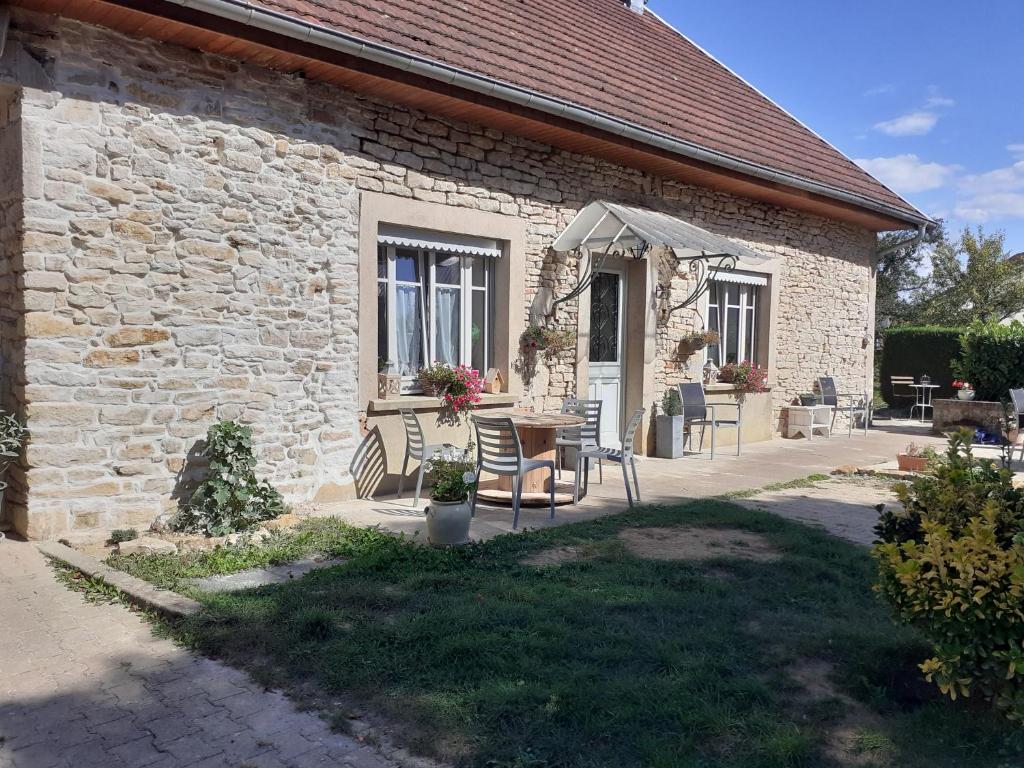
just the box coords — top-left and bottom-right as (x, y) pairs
(160, 0), (930, 227)
(876, 223), (929, 259)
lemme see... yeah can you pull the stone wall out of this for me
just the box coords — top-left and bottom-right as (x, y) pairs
(0, 87), (26, 532)
(3, 11), (877, 538)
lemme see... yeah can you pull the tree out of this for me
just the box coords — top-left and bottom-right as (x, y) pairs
(915, 227), (1024, 325)
(875, 221), (945, 331)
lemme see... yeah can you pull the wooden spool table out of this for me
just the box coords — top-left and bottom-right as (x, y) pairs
(474, 411), (585, 507)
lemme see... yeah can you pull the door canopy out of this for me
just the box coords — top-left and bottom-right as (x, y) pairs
(550, 201), (769, 316)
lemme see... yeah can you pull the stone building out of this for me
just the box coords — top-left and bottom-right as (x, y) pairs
(0, 0), (929, 539)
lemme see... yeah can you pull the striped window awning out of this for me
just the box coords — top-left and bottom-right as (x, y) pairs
(708, 270), (768, 287)
(377, 225), (502, 258)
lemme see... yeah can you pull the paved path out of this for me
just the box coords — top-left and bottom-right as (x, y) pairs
(737, 478), (899, 546)
(0, 542), (399, 768)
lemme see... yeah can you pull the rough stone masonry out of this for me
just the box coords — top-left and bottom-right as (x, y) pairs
(0, 10), (876, 538)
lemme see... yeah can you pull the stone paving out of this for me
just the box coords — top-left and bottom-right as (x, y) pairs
(0, 542), (400, 768)
(737, 478), (899, 546)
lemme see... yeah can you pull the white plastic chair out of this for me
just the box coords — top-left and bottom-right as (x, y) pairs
(396, 409), (451, 507)
(556, 398), (603, 482)
(573, 408), (645, 506)
(469, 415), (555, 529)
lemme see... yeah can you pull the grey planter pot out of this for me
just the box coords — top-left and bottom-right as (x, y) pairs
(424, 499), (471, 547)
(655, 415), (686, 459)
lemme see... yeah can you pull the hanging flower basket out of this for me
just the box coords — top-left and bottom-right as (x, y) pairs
(520, 325), (576, 359)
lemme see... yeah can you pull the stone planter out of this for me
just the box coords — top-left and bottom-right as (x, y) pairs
(957, 389), (975, 401)
(424, 499), (471, 546)
(655, 414), (686, 458)
(932, 398), (1016, 442)
(897, 454), (929, 472)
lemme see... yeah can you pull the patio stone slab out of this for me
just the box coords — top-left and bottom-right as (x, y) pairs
(187, 557), (348, 593)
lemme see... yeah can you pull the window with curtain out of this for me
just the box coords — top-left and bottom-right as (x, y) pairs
(706, 280), (760, 366)
(377, 243), (494, 391)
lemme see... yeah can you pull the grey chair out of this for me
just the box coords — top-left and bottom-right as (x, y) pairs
(1010, 388), (1024, 461)
(469, 415), (555, 529)
(817, 376), (871, 437)
(889, 375), (916, 416)
(556, 398), (603, 482)
(677, 382), (741, 459)
(396, 409), (451, 507)
(573, 408), (645, 506)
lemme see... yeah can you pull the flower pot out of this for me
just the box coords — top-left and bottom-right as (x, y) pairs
(655, 414), (686, 458)
(799, 394), (820, 407)
(896, 454), (929, 472)
(424, 499), (471, 546)
(957, 389), (975, 401)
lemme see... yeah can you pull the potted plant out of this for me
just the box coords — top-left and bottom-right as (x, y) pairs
(520, 324), (576, 360)
(417, 361), (458, 396)
(656, 388), (685, 458)
(0, 411), (27, 532)
(798, 392), (820, 407)
(953, 380), (975, 401)
(896, 442), (936, 473)
(718, 361), (769, 396)
(423, 446), (477, 546)
(679, 328), (720, 354)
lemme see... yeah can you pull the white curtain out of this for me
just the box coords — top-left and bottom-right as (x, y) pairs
(434, 286), (461, 365)
(395, 285), (422, 377)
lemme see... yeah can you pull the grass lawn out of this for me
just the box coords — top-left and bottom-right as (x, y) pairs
(110, 502), (1024, 768)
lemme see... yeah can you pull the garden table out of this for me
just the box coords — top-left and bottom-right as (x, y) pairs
(475, 410), (585, 507)
(909, 383), (939, 423)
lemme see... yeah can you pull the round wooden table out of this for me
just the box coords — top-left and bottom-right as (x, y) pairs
(475, 411), (585, 507)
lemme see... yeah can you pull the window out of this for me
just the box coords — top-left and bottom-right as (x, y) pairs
(707, 279), (761, 366)
(377, 244), (494, 391)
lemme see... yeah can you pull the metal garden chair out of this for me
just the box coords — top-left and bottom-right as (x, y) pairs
(889, 375), (916, 416)
(469, 415), (556, 530)
(396, 409), (451, 507)
(817, 376), (871, 437)
(573, 408), (645, 506)
(556, 398), (603, 482)
(677, 382), (741, 459)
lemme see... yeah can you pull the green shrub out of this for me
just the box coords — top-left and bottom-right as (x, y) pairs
(175, 420), (287, 536)
(660, 388), (682, 417)
(108, 528), (138, 545)
(958, 320), (1024, 401)
(873, 429), (1024, 721)
(879, 325), (964, 405)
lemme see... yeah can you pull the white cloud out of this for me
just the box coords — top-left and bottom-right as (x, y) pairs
(864, 83), (895, 97)
(925, 95), (955, 108)
(855, 154), (958, 194)
(873, 111), (939, 137)
(1008, 144), (1024, 159)
(954, 160), (1024, 221)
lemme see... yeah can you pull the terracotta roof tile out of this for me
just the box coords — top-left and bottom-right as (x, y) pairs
(247, 0), (922, 218)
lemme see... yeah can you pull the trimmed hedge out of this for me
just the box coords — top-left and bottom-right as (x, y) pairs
(879, 326), (965, 406)
(959, 321), (1024, 401)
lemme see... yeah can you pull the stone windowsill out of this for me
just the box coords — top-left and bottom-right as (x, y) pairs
(705, 383), (772, 394)
(368, 392), (520, 413)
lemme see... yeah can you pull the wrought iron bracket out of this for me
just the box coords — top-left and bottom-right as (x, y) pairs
(661, 252), (738, 318)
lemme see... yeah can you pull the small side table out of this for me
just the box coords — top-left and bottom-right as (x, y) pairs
(786, 405), (834, 439)
(910, 384), (939, 422)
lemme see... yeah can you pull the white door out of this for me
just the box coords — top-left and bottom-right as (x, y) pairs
(587, 269), (625, 447)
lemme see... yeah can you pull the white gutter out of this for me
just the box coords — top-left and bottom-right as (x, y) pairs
(876, 223), (930, 259)
(164, 0), (931, 227)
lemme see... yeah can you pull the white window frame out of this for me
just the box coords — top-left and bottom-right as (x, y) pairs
(378, 244), (494, 393)
(707, 280), (759, 366)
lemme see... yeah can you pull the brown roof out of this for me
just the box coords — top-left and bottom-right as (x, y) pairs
(242, 0), (924, 220)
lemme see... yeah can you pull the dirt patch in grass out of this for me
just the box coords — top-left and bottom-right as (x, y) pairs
(617, 526), (781, 562)
(519, 545), (585, 566)
(788, 659), (894, 767)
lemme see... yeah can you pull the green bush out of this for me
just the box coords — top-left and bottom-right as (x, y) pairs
(873, 429), (1024, 721)
(958, 320), (1024, 401)
(108, 528), (138, 545)
(175, 420), (287, 536)
(879, 325), (964, 405)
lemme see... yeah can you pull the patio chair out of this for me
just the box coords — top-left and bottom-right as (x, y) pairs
(889, 375), (916, 416)
(469, 415), (556, 530)
(555, 398), (603, 482)
(1010, 388), (1024, 461)
(396, 409), (452, 507)
(817, 376), (871, 437)
(573, 408), (646, 507)
(677, 382), (741, 459)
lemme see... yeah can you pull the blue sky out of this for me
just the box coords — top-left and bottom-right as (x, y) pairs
(650, 0), (1024, 252)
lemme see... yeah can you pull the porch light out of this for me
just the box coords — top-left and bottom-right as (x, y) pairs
(703, 359), (719, 385)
